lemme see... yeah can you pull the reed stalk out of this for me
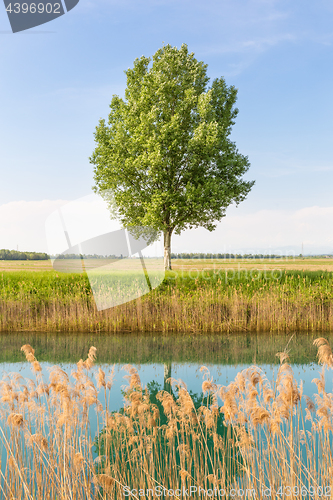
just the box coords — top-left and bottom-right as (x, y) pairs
(0, 270), (333, 333)
(0, 339), (331, 498)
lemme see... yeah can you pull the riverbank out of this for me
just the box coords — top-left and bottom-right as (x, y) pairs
(1, 267), (333, 333)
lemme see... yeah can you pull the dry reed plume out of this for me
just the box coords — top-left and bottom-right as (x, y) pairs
(0, 339), (332, 498)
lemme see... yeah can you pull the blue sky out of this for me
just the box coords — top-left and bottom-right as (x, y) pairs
(1, 0), (333, 254)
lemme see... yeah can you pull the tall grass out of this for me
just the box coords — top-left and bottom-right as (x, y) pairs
(1, 270), (333, 333)
(1, 339), (333, 498)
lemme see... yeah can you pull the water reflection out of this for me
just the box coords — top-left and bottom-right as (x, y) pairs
(0, 332), (331, 497)
(0, 331), (326, 366)
(0, 358), (328, 445)
(0, 331), (328, 416)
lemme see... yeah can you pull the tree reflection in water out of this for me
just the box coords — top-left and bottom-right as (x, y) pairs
(94, 362), (242, 497)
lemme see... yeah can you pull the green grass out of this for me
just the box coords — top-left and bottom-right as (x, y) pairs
(164, 268), (333, 295)
(1, 269), (333, 333)
(0, 271), (91, 302)
(1, 268), (333, 300)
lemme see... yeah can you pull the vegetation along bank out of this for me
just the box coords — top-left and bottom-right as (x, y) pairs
(1, 262), (333, 333)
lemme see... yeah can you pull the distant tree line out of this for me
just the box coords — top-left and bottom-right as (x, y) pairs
(0, 250), (125, 261)
(171, 252), (296, 260)
(1, 249), (331, 261)
(0, 249), (49, 260)
(52, 254), (124, 259)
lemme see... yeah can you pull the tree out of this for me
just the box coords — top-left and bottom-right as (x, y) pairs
(90, 43), (254, 270)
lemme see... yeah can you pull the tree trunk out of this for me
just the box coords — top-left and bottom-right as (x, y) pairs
(163, 230), (172, 271)
(163, 362), (172, 393)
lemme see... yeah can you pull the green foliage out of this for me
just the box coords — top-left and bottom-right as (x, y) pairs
(0, 249), (48, 260)
(90, 43), (254, 268)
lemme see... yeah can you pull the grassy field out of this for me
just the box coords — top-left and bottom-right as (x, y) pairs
(0, 258), (333, 333)
(1, 257), (333, 272)
(0, 259), (53, 271)
(173, 257), (333, 272)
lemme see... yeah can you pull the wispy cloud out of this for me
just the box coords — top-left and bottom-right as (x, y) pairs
(1, 201), (333, 255)
(201, 33), (297, 57)
(0, 200), (68, 252)
(173, 206), (333, 254)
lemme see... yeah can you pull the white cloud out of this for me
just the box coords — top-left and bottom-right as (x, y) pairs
(1, 201), (333, 256)
(0, 200), (68, 253)
(172, 206), (333, 255)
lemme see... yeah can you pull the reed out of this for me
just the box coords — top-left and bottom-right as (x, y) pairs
(1, 270), (333, 333)
(0, 339), (333, 498)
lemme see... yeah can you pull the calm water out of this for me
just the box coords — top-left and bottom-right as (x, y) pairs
(0, 331), (331, 494)
(0, 331), (331, 433)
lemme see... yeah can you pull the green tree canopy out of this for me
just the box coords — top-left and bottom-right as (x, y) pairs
(90, 44), (254, 270)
